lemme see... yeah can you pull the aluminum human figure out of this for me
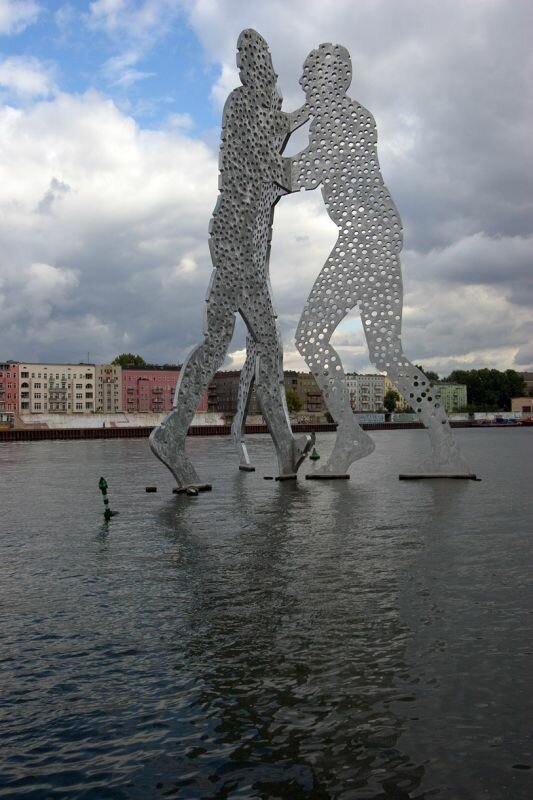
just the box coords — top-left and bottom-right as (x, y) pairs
(290, 43), (469, 475)
(150, 29), (311, 488)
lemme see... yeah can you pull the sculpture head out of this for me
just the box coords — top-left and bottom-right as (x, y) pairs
(300, 43), (352, 102)
(237, 29), (277, 91)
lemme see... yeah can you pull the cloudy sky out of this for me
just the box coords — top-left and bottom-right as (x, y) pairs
(1, 0), (532, 376)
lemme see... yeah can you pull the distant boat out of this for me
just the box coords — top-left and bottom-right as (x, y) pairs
(477, 417), (520, 426)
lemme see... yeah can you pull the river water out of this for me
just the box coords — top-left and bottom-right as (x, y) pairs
(0, 429), (531, 799)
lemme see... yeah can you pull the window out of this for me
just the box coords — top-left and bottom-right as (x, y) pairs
(76, 403), (83, 410)
(76, 384), (82, 389)
(21, 402), (29, 409)
(34, 383), (41, 388)
(86, 393), (93, 399)
(21, 372), (29, 378)
(34, 403), (41, 410)
(76, 393), (82, 399)
(21, 391), (29, 398)
(34, 393), (41, 399)
(85, 402), (93, 409)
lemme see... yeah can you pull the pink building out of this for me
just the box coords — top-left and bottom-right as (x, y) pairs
(0, 361), (19, 413)
(122, 366), (208, 413)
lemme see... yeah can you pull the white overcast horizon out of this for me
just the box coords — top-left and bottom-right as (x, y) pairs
(0, 0), (532, 377)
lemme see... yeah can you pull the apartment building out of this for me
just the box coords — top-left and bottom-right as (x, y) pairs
(345, 373), (386, 412)
(284, 371), (326, 413)
(383, 376), (410, 411)
(95, 364), (122, 413)
(433, 382), (467, 412)
(122, 365), (180, 413)
(0, 361), (19, 413)
(121, 365), (211, 413)
(207, 371), (242, 415)
(18, 363), (96, 413)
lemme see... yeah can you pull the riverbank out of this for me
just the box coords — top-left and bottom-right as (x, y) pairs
(3, 419), (526, 441)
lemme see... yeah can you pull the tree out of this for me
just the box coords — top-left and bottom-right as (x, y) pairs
(285, 389), (303, 413)
(415, 364), (440, 383)
(447, 368), (526, 411)
(112, 353), (146, 367)
(383, 389), (400, 413)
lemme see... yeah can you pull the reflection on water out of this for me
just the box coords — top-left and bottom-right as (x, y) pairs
(0, 430), (532, 799)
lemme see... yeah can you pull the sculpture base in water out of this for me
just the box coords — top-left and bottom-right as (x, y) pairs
(399, 473), (480, 481)
(306, 474), (350, 480)
(172, 483), (213, 494)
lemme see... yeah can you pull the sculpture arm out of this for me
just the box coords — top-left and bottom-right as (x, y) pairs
(285, 103), (310, 134)
(288, 151), (322, 192)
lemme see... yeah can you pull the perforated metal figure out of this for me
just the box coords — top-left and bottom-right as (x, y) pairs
(150, 29), (311, 488)
(290, 43), (469, 475)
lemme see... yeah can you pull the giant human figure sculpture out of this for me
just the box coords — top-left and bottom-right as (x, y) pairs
(150, 30), (311, 489)
(234, 42), (470, 477)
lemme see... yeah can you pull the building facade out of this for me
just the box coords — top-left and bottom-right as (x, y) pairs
(122, 366), (180, 413)
(120, 365), (209, 414)
(284, 371), (326, 413)
(345, 373), (386, 412)
(433, 382), (467, 412)
(17, 363), (96, 414)
(207, 371), (241, 415)
(511, 397), (533, 415)
(0, 361), (19, 413)
(95, 364), (122, 413)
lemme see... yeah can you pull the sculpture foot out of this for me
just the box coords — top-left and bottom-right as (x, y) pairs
(149, 419), (201, 488)
(428, 443), (471, 475)
(292, 433), (314, 471)
(234, 438), (254, 471)
(317, 429), (375, 475)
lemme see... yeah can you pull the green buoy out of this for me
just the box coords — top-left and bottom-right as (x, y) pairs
(98, 477), (117, 520)
(309, 447), (320, 461)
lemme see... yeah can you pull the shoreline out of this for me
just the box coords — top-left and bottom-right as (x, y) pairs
(1, 420), (526, 441)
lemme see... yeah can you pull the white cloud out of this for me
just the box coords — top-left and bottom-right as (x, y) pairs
(89, 0), (180, 36)
(0, 89), (217, 362)
(0, 0), (40, 34)
(0, 56), (55, 98)
(87, 0), (183, 86)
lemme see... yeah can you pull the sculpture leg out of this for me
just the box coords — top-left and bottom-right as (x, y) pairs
(241, 289), (312, 476)
(231, 334), (257, 469)
(149, 287), (236, 488)
(295, 252), (375, 475)
(363, 306), (470, 473)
